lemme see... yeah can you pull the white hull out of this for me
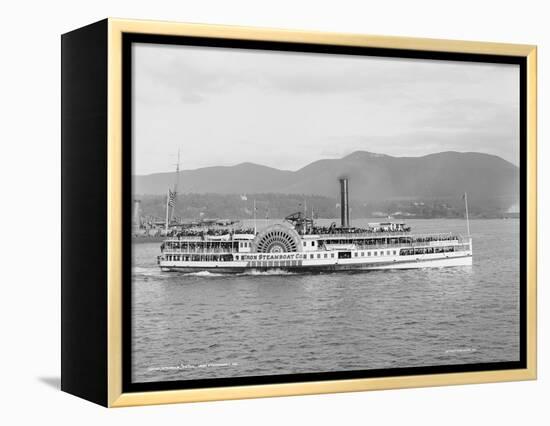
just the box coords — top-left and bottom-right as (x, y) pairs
(367, 254), (472, 270)
(159, 250), (472, 273)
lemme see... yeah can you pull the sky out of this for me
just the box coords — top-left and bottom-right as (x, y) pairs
(132, 43), (520, 175)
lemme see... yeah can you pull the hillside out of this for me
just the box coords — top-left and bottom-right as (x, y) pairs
(134, 151), (519, 211)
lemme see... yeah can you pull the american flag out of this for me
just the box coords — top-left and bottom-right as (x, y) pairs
(168, 189), (176, 207)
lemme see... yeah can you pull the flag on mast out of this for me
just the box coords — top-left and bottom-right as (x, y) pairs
(463, 192), (471, 236)
(168, 189), (177, 207)
(253, 199), (257, 234)
(164, 188), (171, 233)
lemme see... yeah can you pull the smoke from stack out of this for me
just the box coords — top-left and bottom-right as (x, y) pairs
(339, 178), (350, 228)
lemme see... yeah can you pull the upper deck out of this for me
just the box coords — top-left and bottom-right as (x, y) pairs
(160, 229), (467, 255)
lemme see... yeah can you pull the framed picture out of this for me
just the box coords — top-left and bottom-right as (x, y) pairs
(61, 18), (537, 407)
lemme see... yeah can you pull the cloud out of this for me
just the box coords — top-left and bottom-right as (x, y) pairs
(412, 98), (518, 130)
(179, 92), (205, 104)
(132, 43), (520, 174)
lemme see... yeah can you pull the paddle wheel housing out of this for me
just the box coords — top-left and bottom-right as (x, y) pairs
(252, 224), (303, 253)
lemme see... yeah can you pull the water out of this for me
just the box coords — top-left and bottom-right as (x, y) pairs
(131, 218), (520, 383)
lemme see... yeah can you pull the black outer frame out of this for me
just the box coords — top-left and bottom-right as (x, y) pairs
(121, 33), (528, 394)
(61, 19), (109, 406)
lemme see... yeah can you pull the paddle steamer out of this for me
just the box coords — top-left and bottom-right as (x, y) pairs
(157, 178), (472, 273)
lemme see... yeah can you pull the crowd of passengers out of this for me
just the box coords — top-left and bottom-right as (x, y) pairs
(170, 227), (256, 238)
(310, 225), (412, 235)
(161, 242), (235, 253)
(413, 235), (458, 242)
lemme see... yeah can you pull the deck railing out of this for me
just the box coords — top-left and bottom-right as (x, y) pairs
(162, 236), (469, 254)
(162, 247), (239, 254)
(163, 231), (463, 242)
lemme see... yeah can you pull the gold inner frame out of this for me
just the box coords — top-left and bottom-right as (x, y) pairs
(106, 18), (537, 407)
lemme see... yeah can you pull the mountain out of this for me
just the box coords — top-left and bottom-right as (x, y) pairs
(133, 151), (519, 208)
(135, 162), (293, 195)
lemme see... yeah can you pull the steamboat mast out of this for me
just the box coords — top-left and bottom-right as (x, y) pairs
(165, 150), (181, 233)
(464, 191), (471, 236)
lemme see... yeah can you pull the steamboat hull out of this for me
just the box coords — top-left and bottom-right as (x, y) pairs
(159, 251), (473, 273)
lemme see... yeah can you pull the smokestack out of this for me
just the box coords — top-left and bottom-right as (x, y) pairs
(339, 178), (350, 228)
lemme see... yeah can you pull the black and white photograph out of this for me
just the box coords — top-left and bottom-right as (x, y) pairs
(130, 41), (521, 385)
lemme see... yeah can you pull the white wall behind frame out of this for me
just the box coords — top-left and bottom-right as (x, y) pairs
(0, 0), (546, 425)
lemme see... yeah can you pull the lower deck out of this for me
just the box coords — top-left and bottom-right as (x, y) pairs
(158, 242), (473, 273)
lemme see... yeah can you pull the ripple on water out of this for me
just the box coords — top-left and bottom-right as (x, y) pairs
(131, 219), (521, 383)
